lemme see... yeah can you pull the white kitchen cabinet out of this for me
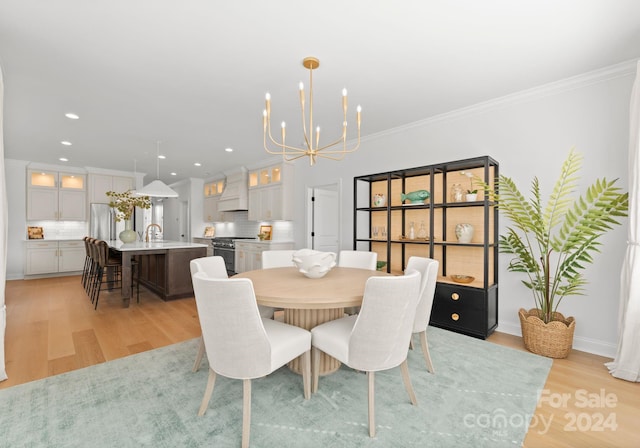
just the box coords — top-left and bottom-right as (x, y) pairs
(234, 240), (295, 273)
(58, 241), (86, 272)
(25, 240), (85, 275)
(247, 163), (293, 221)
(203, 179), (225, 222)
(89, 174), (134, 204)
(27, 170), (87, 221)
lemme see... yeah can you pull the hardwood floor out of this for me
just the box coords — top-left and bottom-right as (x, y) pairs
(1, 275), (637, 447)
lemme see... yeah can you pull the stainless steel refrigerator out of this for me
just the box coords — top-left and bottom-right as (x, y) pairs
(89, 203), (126, 241)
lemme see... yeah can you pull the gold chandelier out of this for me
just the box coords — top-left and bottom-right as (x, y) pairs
(263, 57), (361, 166)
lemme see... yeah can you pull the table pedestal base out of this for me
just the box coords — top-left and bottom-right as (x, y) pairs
(285, 308), (344, 375)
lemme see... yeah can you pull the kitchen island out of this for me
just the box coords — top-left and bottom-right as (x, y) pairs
(106, 240), (208, 307)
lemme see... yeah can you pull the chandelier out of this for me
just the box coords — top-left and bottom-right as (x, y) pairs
(262, 57), (362, 166)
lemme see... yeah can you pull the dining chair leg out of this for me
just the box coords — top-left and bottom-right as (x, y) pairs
(400, 359), (418, 406)
(311, 346), (321, 393)
(301, 350), (311, 400)
(192, 336), (205, 372)
(368, 371), (375, 438)
(242, 379), (252, 448)
(419, 331), (435, 373)
(197, 368), (217, 416)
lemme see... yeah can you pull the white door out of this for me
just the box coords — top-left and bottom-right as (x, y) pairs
(307, 183), (340, 252)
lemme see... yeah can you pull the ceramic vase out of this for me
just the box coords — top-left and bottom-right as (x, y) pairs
(373, 193), (386, 207)
(465, 193), (478, 201)
(119, 219), (137, 243)
(455, 223), (474, 243)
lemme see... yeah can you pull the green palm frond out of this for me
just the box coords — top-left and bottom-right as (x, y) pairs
(477, 149), (628, 323)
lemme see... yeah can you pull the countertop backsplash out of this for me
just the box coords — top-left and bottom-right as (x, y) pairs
(200, 211), (293, 242)
(26, 221), (88, 240)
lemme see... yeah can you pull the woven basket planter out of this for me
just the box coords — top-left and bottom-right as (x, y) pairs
(518, 308), (576, 358)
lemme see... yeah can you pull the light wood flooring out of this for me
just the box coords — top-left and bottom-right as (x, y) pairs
(1, 275), (637, 447)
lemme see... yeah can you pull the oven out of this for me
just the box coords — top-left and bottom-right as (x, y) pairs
(212, 237), (256, 276)
(212, 238), (236, 275)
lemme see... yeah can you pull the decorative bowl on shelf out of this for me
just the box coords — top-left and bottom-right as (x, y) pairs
(292, 249), (337, 279)
(450, 274), (475, 284)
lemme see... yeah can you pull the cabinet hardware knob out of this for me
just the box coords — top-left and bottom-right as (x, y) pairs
(451, 313), (459, 321)
(451, 292), (460, 300)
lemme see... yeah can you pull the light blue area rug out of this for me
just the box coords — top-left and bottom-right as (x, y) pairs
(0, 327), (551, 447)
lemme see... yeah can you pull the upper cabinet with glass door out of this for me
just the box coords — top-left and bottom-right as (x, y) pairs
(27, 169), (87, 221)
(247, 163), (294, 221)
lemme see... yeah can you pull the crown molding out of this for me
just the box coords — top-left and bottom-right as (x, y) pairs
(362, 59), (639, 143)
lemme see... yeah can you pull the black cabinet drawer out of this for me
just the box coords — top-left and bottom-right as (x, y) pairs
(430, 283), (487, 336)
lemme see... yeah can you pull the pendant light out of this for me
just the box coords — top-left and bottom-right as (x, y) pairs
(136, 141), (178, 198)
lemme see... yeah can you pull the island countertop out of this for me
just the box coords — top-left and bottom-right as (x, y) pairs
(106, 240), (208, 251)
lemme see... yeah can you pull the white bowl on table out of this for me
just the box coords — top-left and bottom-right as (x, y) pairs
(292, 249), (337, 279)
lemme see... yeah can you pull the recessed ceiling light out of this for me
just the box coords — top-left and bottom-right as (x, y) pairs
(61, 141), (72, 146)
(59, 157), (69, 162)
(65, 113), (79, 120)
(194, 162), (201, 167)
(170, 172), (177, 176)
(158, 155), (166, 159)
(225, 147), (233, 153)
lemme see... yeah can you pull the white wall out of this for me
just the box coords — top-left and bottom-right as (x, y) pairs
(5, 159), (27, 280)
(291, 61), (637, 357)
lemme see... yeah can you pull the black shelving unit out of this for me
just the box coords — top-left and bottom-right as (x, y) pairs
(353, 156), (499, 339)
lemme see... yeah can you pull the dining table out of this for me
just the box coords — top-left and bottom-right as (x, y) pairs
(234, 266), (391, 375)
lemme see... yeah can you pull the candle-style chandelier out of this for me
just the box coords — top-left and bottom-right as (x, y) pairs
(262, 57), (362, 166)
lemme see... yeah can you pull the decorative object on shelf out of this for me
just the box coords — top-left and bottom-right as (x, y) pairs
(135, 141), (179, 198)
(450, 183), (464, 203)
(258, 225), (272, 241)
(460, 171), (478, 201)
(376, 261), (387, 271)
(479, 148), (628, 358)
(408, 222), (416, 240)
(262, 56), (361, 166)
(455, 223), (474, 243)
(401, 189), (430, 204)
(204, 226), (215, 237)
(292, 249), (337, 279)
(417, 220), (428, 239)
(373, 193), (386, 207)
(450, 274), (475, 284)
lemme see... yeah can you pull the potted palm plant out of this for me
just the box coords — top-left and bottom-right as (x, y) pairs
(480, 149), (628, 358)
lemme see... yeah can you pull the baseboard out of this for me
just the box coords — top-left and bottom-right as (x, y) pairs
(497, 320), (617, 359)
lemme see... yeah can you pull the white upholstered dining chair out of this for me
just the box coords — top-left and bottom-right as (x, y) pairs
(261, 249), (296, 268)
(310, 270), (422, 437)
(189, 256), (228, 373)
(406, 256), (439, 373)
(338, 250), (378, 314)
(192, 273), (311, 448)
(189, 256), (277, 373)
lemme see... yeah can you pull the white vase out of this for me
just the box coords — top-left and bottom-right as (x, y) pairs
(119, 219), (137, 243)
(373, 194), (386, 207)
(465, 193), (478, 201)
(455, 223), (474, 244)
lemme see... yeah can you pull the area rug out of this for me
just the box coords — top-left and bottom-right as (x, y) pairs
(0, 327), (551, 447)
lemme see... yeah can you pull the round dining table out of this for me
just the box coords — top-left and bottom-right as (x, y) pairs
(234, 266), (391, 375)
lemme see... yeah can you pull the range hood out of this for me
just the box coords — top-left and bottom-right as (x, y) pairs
(218, 167), (248, 212)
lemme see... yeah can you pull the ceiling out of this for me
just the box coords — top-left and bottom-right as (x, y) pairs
(1, 1), (640, 185)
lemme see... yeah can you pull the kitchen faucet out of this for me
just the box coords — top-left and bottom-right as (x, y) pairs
(145, 223), (162, 242)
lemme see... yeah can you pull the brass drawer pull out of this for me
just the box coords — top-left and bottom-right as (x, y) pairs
(451, 292), (460, 301)
(451, 313), (460, 321)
